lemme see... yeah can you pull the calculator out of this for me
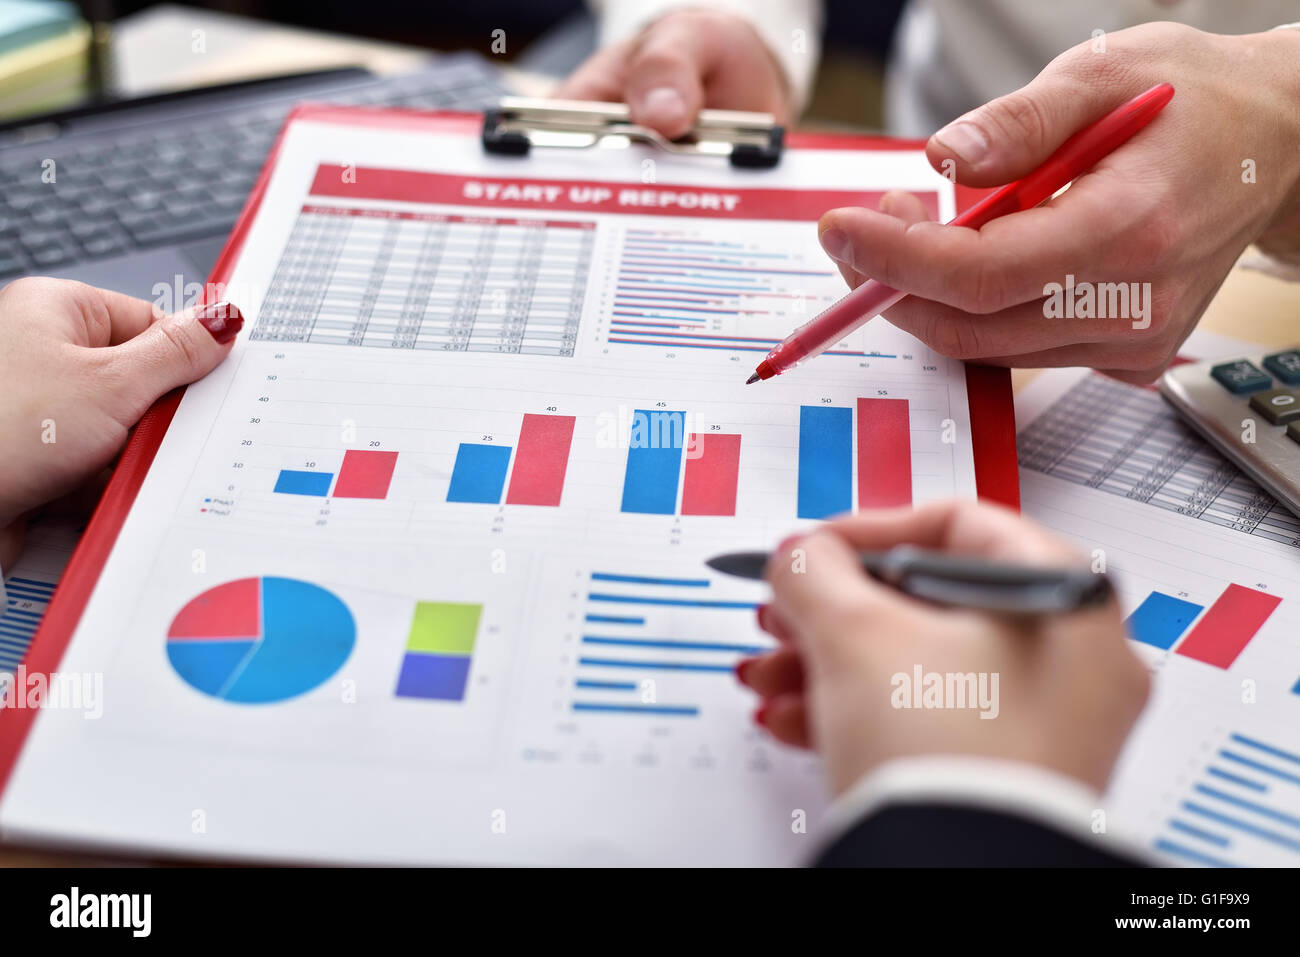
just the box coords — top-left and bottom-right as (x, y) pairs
(1159, 348), (1300, 519)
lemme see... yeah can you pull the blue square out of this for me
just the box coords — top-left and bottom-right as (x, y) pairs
(395, 652), (471, 700)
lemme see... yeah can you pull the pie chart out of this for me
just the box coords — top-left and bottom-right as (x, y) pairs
(166, 577), (355, 703)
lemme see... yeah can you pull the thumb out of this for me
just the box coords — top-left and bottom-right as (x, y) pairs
(926, 67), (1121, 187)
(623, 22), (709, 139)
(99, 301), (243, 424)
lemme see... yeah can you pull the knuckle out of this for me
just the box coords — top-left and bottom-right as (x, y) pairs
(924, 319), (986, 360)
(156, 319), (205, 373)
(984, 93), (1051, 155)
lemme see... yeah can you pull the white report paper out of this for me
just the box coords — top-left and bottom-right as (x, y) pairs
(0, 115), (974, 864)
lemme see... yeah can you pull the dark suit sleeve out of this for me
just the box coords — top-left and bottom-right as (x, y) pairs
(815, 802), (1145, 867)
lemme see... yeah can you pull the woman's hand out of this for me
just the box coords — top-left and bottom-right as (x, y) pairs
(739, 501), (1149, 797)
(818, 22), (1300, 382)
(0, 278), (242, 568)
(555, 8), (791, 139)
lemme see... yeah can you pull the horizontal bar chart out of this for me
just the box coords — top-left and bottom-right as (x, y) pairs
(1125, 591), (1205, 650)
(394, 601), (482, 702)
(1173, 584), (1281, 669)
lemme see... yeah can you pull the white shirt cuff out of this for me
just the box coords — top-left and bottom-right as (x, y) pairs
(816, 754), (1150, 863)
(591, 0), (822, 113)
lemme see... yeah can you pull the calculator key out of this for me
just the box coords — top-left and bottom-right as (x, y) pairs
(1263, 350), (1300, 385)
(1210, 360), (1272, 394)
(1248, 388), (1300, 425)
(1289, 421), (1300, 446)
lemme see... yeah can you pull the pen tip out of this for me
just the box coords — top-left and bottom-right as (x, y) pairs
(745, 373), (760, 385)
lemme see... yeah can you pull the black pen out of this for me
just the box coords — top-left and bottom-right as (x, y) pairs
(706, 545), (1112, 614)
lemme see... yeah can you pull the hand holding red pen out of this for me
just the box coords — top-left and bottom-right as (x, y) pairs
(819, 22), (1300, 384)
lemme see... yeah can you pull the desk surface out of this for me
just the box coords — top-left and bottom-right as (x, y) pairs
(2, 6), (1297, 868)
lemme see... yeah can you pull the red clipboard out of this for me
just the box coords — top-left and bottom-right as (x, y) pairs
(0, 107), (1019, 797)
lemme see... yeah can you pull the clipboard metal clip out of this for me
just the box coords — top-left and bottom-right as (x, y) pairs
(482, 97), (783, 168)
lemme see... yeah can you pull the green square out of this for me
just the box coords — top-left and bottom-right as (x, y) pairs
(406, 602), (481, 655)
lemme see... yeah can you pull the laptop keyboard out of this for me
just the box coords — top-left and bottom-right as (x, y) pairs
(0, 56), (503, 281)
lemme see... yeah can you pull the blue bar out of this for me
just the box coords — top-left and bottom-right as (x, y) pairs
(446, 443), (512, 504)
(1219, 749), (1300, 786)
(591, 572), (708, 588)
(5, 585), (55, 600)
(1154, 838), (1236, 868)
(9, 577), (55, 591)
(1168, 819), (1231, 847)
(583, 636), (766, 653)
(579, 656), (734, 673)
(575, 679), (637, 690)
(620, 410), (686, 514)
(274, 469), (333, 496)
(573, 702), (699, 716)
(1192, 784), (1300, 829)
(1230, 733), (1300, 767)
(585, 614), (646, 625)
(1124, 591), (1204, 649)
(588, 592), (759, 610)
(797, 406), (852, 520)
(1183, 802), (1300, 854)
(1207, 767), (1267, 792)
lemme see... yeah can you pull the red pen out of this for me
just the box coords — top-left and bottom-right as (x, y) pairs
(746, 81), (1175, 383)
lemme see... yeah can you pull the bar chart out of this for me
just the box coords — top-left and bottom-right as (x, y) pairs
(447, 413), (577, 507)
(395, 601), (482, 702)
(619, 410), (743, 517)
(572, 570), (767, 717)
(1154, 731), (1300, 867)
(1125, 583), (1281, 669)
(798, 398), (913, 519)
(604, 226), (900, 359)
(273, 449), (399, 500)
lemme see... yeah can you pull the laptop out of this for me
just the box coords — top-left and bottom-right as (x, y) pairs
(0, 53), (503, 301)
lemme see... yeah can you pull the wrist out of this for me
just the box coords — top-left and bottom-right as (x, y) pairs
(1251, 28), (1300, 259)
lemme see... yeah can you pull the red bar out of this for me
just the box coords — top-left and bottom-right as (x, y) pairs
(505, 414), (576, 506)
(856, 398), (912, 509)
(681, 433), (741, 516)
(1174, 584), (1281, 669)
(332, 450), (399, 499)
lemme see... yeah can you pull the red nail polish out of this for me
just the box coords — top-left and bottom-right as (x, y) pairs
(198, 301), (244, 344)
(755, 603), (770, 632)
(736, 657), (755, 684)
(754, 702), (771, 727)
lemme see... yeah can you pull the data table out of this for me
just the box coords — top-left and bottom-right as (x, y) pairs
(252, 205), (592, 355)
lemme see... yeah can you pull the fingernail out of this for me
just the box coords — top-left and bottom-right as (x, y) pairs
(754, 702), (771, 727)
(736, 657), (756, 684)
(818, 227), (851, 266)
(755, 603), (770, 632)
(933, 120), (988, 166)
(639, 86), (687, 126)
(197, 301), (244, 344)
